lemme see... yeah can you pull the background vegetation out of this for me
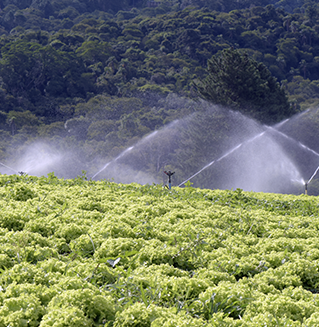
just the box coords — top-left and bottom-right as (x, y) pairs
(0, 0), (319, 190)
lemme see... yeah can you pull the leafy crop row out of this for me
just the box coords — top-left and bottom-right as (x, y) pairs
(0, 173), (319, 326)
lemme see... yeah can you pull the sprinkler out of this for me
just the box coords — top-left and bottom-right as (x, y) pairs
(164, 171), (175, 190)
(305, 182), (308, 195)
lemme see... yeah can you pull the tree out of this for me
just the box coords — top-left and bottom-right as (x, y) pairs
(76, 40), (113, 65)
(0, 40), (94, 112)
(194, 48), (296, 124)
(0, 40), (44, 98)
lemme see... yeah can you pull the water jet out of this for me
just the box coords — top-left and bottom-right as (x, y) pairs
(92, 146), (134, 179)
(4, 96), (312, 194)
(177, 105), (319, 194)
(304, 164), (319, 194)
(91, 102), (319, 194)
(92, 129), (161, 180)
(0, 162), (18, 174)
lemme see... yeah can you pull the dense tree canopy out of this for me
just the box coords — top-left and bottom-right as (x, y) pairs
(0, 0), (319, 186)
(194, 48), (295, 124)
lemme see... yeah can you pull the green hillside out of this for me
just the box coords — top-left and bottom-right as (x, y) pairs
(1, 173), (319, 326)
(0, 1), (319, 193)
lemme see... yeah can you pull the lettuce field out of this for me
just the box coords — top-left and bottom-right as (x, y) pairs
(1, 173), (319, 326)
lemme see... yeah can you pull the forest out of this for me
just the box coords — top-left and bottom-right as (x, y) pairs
(0, 0), (319, 193)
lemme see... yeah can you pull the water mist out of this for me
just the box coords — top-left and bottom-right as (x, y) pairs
(2, 95), (319, 195)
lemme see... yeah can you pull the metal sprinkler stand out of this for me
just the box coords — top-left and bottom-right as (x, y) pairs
(164, 171), (175, 190)
(305, 182), (308, 195)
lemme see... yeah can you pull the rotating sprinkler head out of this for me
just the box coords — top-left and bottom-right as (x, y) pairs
(164, 170), (175, 190)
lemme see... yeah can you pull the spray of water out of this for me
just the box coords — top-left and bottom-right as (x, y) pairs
(92, 130), (159, 179)
(223, 133), (304, 193)
(178, 160), (216, 187)
(178, 132), (266, 187)
(266, 125), (319, 189)
(307, 165), (319, 185)
(290, 178), (305, 185)
(177, 118), (314, 193)
(273, 109), (310, 130)
(267, 126), (319, 158)
(92, 146), (134, 179)
(0, 162), (18, 174)
(90, 103), (317, 193)
(274, 118), (289, 129)
(178, 106), (319, 192)
(0, 142), (63, 177)
(19, 143), (62, 176)
(1, 95), (319, 194)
